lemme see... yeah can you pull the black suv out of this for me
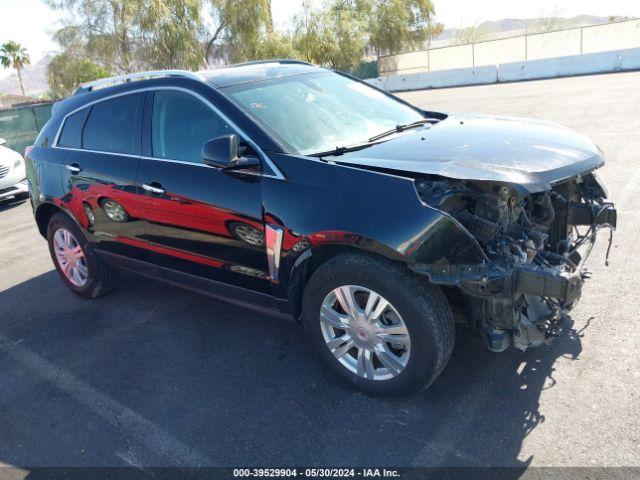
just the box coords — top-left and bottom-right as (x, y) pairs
(26, 60), (616, 396)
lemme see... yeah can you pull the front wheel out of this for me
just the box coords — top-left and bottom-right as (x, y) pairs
(302, 253), (454, 396)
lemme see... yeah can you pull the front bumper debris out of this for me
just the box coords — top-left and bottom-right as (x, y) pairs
(411, 194), (618, 350)
(515, 264), (583, 305)
(412, 261), (583, 305)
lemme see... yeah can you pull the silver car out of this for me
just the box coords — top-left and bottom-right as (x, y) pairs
(0, 138), (28, 201)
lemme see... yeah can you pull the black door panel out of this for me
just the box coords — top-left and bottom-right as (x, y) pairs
(60, 149), (149, 260)
(137, 88), (271, 293)
(137, 159), (270, 293)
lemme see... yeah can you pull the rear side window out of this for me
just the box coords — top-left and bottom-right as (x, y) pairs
(82, 93), (142, 155)
(151, 90), (234, 163)
(57, 108), (89, 148)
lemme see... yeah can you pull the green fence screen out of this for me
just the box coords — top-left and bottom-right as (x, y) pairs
(349, 61), (379, 80)
(0, 102), (53, 154)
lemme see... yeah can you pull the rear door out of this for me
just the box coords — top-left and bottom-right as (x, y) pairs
(57, 92), (149, 260)
(137, 88), (271, 295)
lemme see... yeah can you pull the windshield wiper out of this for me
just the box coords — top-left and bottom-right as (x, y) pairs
(310, 142), (375, 158)
(367, 118), (438, 143)
(311, 118), (440, 158)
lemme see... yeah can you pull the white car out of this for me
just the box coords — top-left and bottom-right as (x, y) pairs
(0, 138), (29, 201)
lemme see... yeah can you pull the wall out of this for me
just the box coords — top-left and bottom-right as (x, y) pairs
(378, 18), (640, 76)
(429, 44), (473, 71)
(365, 48), (640, 92)
(474, 36), (525, 66)
(582, 19), (640, 53)
(378, 51), (429, 75)
(526, 29), (581, 60)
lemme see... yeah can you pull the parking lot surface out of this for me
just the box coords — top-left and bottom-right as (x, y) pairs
(1, 71), (639, 472)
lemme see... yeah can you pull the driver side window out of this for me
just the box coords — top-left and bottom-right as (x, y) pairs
(151, 90), (234, 163)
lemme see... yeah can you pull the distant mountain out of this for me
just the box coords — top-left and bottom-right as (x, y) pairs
(479, 15), (625, 32)
(434, 15), (629, 44)
(0, 55), (51, 98)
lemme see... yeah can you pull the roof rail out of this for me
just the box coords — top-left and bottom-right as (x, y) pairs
(209, 59), (315, 70)
(74, 70), (203, 95)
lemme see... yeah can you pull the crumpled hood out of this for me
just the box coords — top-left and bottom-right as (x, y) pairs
(336, 114), (604, 193)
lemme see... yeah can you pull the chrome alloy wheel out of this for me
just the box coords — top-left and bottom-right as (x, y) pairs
(53, 228), (89, 287)
(319, 285), (411, 381)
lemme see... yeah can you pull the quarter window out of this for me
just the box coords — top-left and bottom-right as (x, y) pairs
(82, 93), (143, 155)
(58, 108), (89, 148)
(151, 90), (234, 163)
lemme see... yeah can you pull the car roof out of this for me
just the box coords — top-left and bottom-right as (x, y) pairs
(54, 61), (328, 118)
(199, 60), (325, 88)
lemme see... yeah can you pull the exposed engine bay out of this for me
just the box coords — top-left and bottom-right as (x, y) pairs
(414, 171), (616, 352)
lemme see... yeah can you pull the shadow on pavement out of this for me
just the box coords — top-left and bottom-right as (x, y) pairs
(0, 196), (28, 213)
(0, 270), (585, 474)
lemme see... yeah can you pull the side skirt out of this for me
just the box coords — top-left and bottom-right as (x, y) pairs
(96, 250), (294, 321)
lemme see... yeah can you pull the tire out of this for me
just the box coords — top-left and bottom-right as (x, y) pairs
(302, 252), (454, 396)
(47, 212), (118, 299)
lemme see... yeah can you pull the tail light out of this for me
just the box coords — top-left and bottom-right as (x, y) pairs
(24, 145), (34, 157)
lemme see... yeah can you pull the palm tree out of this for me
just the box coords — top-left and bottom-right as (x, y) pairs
(0, 41), (31, 96)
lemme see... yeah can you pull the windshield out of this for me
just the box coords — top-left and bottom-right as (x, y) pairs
(225, 72), (425, 155)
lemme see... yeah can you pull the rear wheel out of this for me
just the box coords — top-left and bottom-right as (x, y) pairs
(47, 213), (118, 298)
(302, 252), (454, 396)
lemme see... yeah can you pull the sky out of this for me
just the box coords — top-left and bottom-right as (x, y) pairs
(1, 0), (639, 79)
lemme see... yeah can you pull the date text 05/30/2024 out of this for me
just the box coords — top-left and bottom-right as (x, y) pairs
(233, 468), (400, 477)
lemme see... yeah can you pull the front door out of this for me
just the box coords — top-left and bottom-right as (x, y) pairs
(137, 89), (271, 295)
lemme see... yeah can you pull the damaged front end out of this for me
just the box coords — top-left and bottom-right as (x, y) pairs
(412, 171), (616, 352)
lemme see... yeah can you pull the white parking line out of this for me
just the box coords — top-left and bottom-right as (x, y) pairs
(0, 332), (210, 467)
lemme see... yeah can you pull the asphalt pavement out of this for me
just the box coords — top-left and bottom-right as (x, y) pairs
(0, 71), (638, 475)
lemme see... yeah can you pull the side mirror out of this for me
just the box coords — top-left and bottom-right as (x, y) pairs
(201, 134), (260, 171)
(0, 138), (5, 146)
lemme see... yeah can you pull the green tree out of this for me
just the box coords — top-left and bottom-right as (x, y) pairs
(48, 54), (110, 97)
(206, 0), (274, 63)
(258, 33), (297, 60)
(141, 0), (204, 70)
(0, 41), (30, 96)
(368, 0), (442, 55)
(47, 0), (204, 73)
(293, 0), (367, 72)
(47, 0), (142, 74)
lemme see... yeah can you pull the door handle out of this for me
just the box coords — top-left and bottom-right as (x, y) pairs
(66, 163), (82, 174)
(142, 183), (165, 195)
